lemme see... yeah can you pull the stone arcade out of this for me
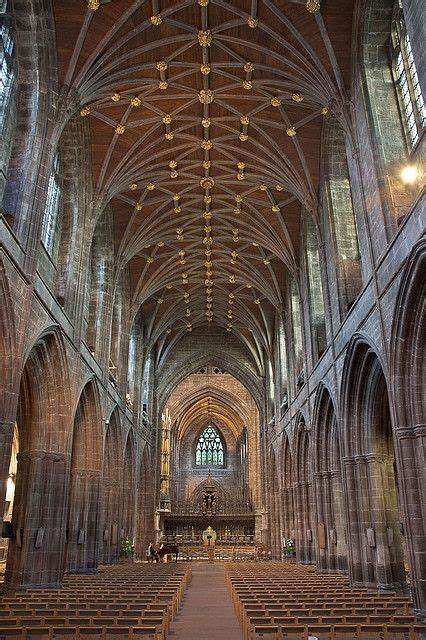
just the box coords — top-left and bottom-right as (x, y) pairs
(0, 0), (425, 637)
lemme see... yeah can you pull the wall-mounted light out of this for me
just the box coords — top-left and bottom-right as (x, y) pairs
(400, 164), (419, 185)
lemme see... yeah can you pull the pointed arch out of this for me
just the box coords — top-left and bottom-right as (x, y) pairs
(101, 407), (122, 564)
(5, 328), (70, 588)
(312, 383), (347, 572)
(121, 428), (136, 543)
(293, 413), (315, 564)
(67, 378), (103, 574)
(340, 337), (406, 590)
(135, 445), (155, 559)
(280, 432), (294, 543)
(389, 239), (426, 615)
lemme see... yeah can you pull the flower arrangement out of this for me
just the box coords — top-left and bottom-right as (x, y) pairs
(120, 537), (134, 559)
(283, 538), (296, 557)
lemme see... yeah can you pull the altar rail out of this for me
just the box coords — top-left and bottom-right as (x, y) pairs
(174, 545), (271, 562)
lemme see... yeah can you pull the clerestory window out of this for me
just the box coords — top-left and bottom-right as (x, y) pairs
(41, 152), (61, 256)
(391, 2), (425, 148)
(195, 425), (224, 467)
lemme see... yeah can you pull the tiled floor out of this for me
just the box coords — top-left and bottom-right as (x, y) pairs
(169, 562), (243, 640)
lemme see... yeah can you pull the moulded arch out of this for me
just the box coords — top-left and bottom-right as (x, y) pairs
(18, 326), (71, 454)
(101, 407), (122, 564)
(388, 239), (426, 614)
(104, 407), (122, 481)
(158, 353), (264, 415)
(5, 328), (71, 587)
(339, 333), (389, 458)
(390, 239), (426, 429)
(121, 428), (137, 541)
(71, 378), (104, 472)
(135, 444), (155, 558)
(312, 383), (339, 473)
(294, 414), (311, 484)
(0, 260), (17, 420)
(281, 433), (293, 490)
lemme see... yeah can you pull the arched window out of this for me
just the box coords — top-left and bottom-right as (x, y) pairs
(0, 8), (17, 202)
(195, 426), (224, 467)
(391, 2), (425, 147)
(41, 152), (61, 256)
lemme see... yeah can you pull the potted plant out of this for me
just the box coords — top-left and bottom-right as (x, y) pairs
(120, 537), (135, 561)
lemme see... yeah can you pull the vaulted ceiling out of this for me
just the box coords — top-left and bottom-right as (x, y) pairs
(54, 0), (354, 357)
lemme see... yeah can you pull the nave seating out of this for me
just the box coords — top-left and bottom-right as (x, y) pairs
(225, 562), (426, 639)
(0, 562), (192, 639)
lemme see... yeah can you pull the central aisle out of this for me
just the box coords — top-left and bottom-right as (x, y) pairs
(169, 562), (243, 640)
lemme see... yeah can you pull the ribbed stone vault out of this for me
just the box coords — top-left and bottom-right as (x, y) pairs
(53, 0), (354, 354)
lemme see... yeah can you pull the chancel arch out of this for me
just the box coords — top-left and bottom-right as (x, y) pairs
(159, 367), (261, 542)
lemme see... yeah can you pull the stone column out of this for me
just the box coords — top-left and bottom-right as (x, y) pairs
(5, 450), (68, 588)
(67, 469), (101, 574)
(314, 471), (327, 571)
(0, 421), (14, 533)
(101, 480), (120, 564)
(396, 426), (426, 618)
(293, 480), (314, 564)
(314, 470), (347, 573)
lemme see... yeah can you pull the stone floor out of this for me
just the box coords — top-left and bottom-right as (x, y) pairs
(169, 562), (243, 640)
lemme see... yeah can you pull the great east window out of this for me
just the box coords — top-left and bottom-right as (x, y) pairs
(195, 426), (224, 467)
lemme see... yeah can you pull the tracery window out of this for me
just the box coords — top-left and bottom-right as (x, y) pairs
(41, 153), (61, 256)
(195, 426), (224, 467)
(0, 10), (17, 202)
(0, 17), (14, 129)
(391, 2), (425, 147)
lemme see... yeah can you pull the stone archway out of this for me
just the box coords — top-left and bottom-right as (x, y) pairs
(0, 261), (18, 536)
(121, 430), (136, 545)
(280, 434), (294, 544)
(293, 415), (315, 564)
(313, 384), (347, 573)
(5, 330), (70, 588)
(390, 240), (425, 616)
(341, 338), (406, 590)
(268, 449), (282, 559)
(135, 446), (155, 559)
(101, 408), (122, 564)
(67, 379), (103, 574)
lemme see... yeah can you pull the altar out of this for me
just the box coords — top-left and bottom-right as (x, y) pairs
(162, 471), (256, 542)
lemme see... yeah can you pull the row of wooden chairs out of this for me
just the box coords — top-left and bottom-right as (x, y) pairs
(0, 562), (192, 640)
(224, 562), (425, 639)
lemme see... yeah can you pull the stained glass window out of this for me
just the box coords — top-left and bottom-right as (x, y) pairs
(195, 426), (224, 467)
(391, 3), (425, 147)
